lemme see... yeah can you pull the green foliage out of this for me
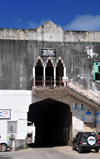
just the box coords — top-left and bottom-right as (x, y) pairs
(26, 144), (29, 149)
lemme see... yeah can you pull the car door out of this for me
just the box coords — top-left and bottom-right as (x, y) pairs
(74, 133), (80, 148)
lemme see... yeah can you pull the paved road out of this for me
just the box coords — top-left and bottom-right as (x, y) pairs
(0, 146), (100, 159)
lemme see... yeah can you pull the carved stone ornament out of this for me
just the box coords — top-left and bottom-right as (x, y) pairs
(42, 49), (56, 57)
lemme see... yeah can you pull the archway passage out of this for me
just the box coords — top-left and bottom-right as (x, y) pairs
(28, 99), (72, 146)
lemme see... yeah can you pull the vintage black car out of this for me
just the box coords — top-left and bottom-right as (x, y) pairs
(72, 132), (99, 153)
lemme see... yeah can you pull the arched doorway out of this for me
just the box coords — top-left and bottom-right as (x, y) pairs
(35, 59), (43, 86)
(28, 99), (72, 146)
(46, 60), (54, 86)
(56, 60), (64, 86)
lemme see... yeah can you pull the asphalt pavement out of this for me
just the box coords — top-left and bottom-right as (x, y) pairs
(0, 146), (100, 159)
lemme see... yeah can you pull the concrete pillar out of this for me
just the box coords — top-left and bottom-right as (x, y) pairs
(64, 67), (66, 77)
(12, 140), (15, 152)
(33, 66), (35, 86)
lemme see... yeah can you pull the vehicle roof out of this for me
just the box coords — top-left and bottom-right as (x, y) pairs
(78, 132), (95, 133)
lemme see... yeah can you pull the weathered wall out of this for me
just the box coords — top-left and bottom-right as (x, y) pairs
(0, 39), (100, 90)
(0, 21), (99, 142)
(0, 21), (100, 42)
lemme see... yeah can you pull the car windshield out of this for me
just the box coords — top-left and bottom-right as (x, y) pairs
(82, 132), (97, 139)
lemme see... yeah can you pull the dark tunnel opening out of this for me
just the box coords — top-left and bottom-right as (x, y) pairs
(28, 98), (72, 147)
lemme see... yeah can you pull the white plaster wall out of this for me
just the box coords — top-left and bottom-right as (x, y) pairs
(0, 90), (32, 140)
(17, 120), (27, 139)
(0, 121), (7, 140)
(72, 98), (95, 136)
(73, 116), (84, 137)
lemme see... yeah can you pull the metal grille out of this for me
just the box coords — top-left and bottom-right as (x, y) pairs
(7, 121), (17, 133)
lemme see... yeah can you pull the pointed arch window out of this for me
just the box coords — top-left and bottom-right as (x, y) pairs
(33, 57), (67, 87)
(45, 60), (54, 86)
(35, 59), (43, 86)
(56, 60), (64, 86)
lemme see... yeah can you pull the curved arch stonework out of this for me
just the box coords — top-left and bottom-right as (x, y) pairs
(45, 57), (55, 67)
(55, 57), (66, 67)
(34, 56), (66, 68)
(31, 90), (73, 112)
(34, 56), (44, 67)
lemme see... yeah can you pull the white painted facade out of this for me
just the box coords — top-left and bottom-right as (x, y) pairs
(0, 90), (32, 140)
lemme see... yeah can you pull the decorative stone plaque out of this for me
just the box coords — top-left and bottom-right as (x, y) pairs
(42, 49), (56, 57)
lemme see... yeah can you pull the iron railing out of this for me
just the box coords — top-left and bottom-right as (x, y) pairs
(33, 76), (64, 87)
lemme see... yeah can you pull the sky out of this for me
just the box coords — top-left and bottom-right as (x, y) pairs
(0, 0), (100, 31)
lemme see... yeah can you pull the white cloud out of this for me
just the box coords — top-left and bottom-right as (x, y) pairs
(63, 15), (100, 31)
(16, 15), (100, 31)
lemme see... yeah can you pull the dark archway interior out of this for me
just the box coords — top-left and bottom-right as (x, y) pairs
(46, 60), (53, 77)
(56, 60), (64, 86)
(56, 60), (63, 77)
(28, 99), (72, 146)
(35, 59), (43, 76)
(46, 60), (54, 86)
(35, 60), (43, 86)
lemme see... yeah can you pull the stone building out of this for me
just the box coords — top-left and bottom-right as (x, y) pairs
(0, 21), (100, 146)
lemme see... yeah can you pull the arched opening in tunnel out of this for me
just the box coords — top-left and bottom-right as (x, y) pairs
(28, 98), (72, 146)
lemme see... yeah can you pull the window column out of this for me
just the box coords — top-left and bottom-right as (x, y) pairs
(64, 66), (66, 87)
(54, 67), (56, 87)
(64, 66), (66, 77)
(43, 66), (45, 87)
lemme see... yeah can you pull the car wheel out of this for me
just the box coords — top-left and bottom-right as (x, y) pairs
(1, 144), (7, 152)
(95, 149), (99, 153)
(72, 143), (76, 150)
(78, 145), (82, 153)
